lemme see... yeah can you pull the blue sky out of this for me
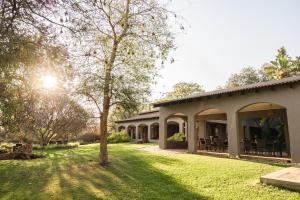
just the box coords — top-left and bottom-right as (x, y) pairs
(151, 0), (300, 100)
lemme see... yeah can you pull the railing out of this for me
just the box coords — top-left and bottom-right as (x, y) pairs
(240, 139), (290, 158)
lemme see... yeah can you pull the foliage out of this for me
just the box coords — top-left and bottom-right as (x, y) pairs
(79, 133), (100, 144)
(67, 0), (177, 164)
(0, 34), (88, 145)
(224, 67), (264, 88)
(0, 143), (298, 199)
(262, 47), (300, 80)
(31, 95), (89, 146)
(0, 143), (13, 152)
(224, 47), (300, 89)
(32, 142), (79, 150)
(167, 132), (185, 141)
(162, 82), (204, 100)
(107, 131), (131, 144)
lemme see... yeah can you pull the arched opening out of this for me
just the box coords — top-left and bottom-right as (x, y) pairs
(127, 125), (136, 139)
(195, 108), (228, 152)
(118, 126), (126, 132)
(167, 121), (179, 138)
(138, 124), (148, 143)
(165, 113), (188, 149)
(150, 123), (159, 140)
(238, 102), (290, 158)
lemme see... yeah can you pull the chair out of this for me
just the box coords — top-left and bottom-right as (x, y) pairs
(255, 139), (265, 155)
(199, 138), (206, 150)
(242, 139), (251, 154)
(214, 138), (224, 152)
(204, 138), (212, 150)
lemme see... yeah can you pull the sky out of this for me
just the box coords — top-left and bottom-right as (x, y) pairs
(151, 0), (300, 100)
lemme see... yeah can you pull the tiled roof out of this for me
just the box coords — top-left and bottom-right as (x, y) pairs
(153, 76), (300, 107)
(115, 109), (159, 123)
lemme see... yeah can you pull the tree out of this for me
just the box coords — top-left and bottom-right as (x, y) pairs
(0, 39), (77, 144)
(224, 67), (263, 88)
(262, 47), (299, 80)
(162, 82), (204, 100)
(223, 47), (300, 89)
(30, 95), (89, 145)
(67, 0), (176, 165)
(0, 1), (70, 136)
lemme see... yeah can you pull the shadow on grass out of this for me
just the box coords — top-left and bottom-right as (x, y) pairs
(0, 145), (210, 200)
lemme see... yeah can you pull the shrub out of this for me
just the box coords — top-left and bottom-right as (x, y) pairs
(0, 143), (13, 151)
(79, 140), (99, 145)
(167, 133), (186, 142)
(79, 133), (100, 143)
(0, 148), (8, 154)
(107, 131), (131, 144)
(32, 142), (79, 150)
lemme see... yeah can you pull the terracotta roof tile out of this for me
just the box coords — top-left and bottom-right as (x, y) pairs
(153, 76), (300, 107)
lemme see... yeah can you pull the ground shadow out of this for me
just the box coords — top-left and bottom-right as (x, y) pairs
(0, 145), (210, 200)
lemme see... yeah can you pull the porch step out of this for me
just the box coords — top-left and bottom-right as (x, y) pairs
(240, 154), (291, 164)
(261, 167), (300, 191)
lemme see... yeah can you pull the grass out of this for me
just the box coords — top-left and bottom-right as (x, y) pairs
(0, 143), (299, 200)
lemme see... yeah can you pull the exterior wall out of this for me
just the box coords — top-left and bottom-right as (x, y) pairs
(158, 84), (300, 163)
(116, 118), (159, 143)
(116, 117), (186, 143)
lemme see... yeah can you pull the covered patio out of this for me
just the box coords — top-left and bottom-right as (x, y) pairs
(155, 77), (300, 163)
(238, 102), (290, 158)
(196, 108), (228, 153)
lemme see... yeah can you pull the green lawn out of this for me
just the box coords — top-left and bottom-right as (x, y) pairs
(0, 144), (299, 200)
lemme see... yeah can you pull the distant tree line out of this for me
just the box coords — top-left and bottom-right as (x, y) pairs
(224, 47), (300, 88)
(157, 47), (300, 102)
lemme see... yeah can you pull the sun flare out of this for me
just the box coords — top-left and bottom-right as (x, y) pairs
(42, 75), (57, 90)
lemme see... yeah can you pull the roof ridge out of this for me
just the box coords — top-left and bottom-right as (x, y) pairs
(154, 75), (300, 107)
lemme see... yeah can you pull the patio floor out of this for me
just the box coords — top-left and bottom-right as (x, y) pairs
(261, 166), (300, 191)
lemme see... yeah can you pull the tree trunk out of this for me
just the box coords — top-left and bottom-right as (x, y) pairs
(99, 112), (108, 165)
(98, 35), (120, 165)
(99, 62), (114, 166)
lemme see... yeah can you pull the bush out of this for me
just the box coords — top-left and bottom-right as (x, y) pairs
(0, 143), (13, 151)
(0, 148), (8, 154)
(32, 142), (79, 150)
(79, 140), (99, 145)
(107, 131), (131, 144)
(79, 133), (100, 143)
(167, 133), (186, 142)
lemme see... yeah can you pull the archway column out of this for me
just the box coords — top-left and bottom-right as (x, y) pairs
(227, 111), (240, 157)
(148, 125), (151, 141)
(179, 123), (183, 133)
(286, 106), (300, 162)
(159, 117), (167, 149)
(187, 115), (197, 153)
(134, 126), (137, 140)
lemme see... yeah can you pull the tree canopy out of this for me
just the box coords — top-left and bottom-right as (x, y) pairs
(262, 47), (300, 80)
(162, 82), (205, 100)
(224, 47), (300, 88)
(64, 0), (177, 165)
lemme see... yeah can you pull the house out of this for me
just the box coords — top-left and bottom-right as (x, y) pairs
(116, 76), (300, 163)
(115, 109), (187, 143)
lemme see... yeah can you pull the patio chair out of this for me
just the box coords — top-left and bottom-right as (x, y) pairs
(199, 138), (206, 150)
(242, 139), (252, 154)
(204, 138), (212, 150)
(214, 138), (224, 152)
(255, 139), (265, 155)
